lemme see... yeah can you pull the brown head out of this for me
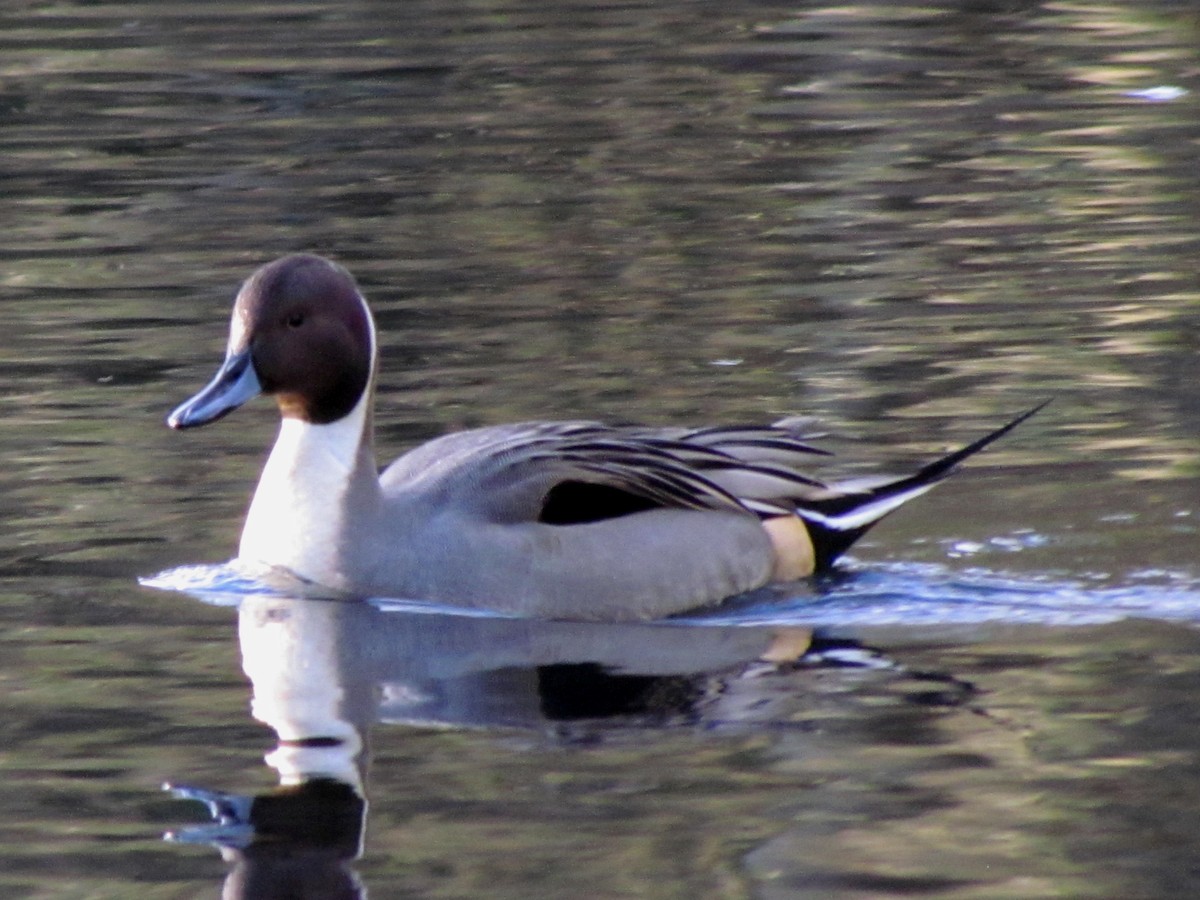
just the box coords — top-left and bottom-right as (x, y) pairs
(168, 254), (376, 429)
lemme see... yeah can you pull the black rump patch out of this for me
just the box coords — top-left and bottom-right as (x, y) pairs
(539, 480), (661, 525)
(805, 521), (872, 571)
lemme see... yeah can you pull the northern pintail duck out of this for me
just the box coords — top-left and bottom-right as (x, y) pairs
(168, 254), (1041, 621)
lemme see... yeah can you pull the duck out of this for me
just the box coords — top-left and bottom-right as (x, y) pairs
(168, 254), (1043, 621)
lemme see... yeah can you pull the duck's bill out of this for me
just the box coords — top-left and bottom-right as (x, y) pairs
(167, 349), (262, 429)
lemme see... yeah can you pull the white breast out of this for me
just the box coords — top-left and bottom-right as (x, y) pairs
(238, 400), (369, 588)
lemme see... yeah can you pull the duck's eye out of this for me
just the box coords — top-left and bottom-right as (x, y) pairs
(285, 312), (306, 328)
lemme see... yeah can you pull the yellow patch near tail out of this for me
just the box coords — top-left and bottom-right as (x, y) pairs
(762, 515), (816, 582)
(759, 627), (814, 664)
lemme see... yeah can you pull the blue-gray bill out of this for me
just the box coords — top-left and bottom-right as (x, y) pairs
(167, 348), (262, 429)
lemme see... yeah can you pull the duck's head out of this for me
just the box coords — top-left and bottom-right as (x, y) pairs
(168, 254), (375, 429)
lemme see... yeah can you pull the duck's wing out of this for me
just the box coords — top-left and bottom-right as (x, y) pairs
(418, 421), (851, 525)
(520, 405), (1047, 566)
(382, 403), (1045, 569)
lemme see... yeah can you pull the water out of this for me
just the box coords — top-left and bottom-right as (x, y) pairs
(4, 0), (1200, 896)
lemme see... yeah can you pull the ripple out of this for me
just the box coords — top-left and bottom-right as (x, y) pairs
(143, 558), (1200, 630)
(692, 562), (1200, 629)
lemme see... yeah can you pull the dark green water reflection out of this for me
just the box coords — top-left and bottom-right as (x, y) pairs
(4, 0), (1200, 896)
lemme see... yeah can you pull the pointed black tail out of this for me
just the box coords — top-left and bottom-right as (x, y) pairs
(796, 400), (1049, 569)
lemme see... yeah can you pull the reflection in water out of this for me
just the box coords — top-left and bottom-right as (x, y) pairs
(151, 559), (1200, 895)
(168, 780), (366, 900)
(166, 593), (828, 895)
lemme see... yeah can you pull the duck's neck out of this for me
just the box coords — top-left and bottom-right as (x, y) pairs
(238, 394), (379, 590)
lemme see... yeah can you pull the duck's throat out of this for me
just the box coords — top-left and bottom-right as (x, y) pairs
(238, 405), (375, 590)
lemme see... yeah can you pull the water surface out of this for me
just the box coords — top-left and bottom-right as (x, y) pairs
(4, 1), (1200, 896)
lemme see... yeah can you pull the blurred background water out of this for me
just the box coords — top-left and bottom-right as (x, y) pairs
(5, 1), (1200, 897)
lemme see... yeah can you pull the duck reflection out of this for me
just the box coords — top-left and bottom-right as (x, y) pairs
(167, 596), (825, 897)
